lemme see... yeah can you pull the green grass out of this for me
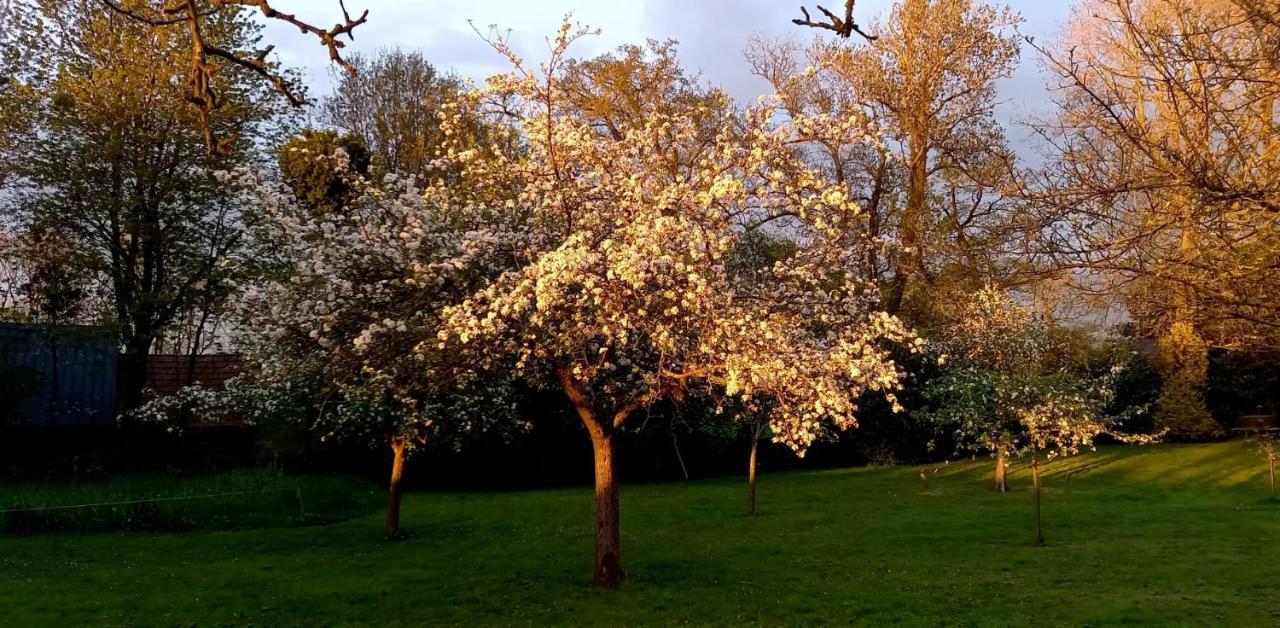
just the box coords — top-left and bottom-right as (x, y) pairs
(1, 442), (1277, 626)
(0, 470), (381, 534)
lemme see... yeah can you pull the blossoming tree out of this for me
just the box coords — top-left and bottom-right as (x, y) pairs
(435, 25), (920, 588)
(230, 142), (524, 537)
(919, 286), (1054, 492)
(920, 286), (1158, 544)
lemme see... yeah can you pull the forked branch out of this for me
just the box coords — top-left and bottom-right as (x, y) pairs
(792, 1), (876, 40)
(100, 0), (368, 156)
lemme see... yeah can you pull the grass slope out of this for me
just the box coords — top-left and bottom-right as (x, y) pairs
(1, 442), (1277, 626)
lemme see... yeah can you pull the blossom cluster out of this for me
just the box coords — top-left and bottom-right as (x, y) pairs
(434, 28), (920, 453)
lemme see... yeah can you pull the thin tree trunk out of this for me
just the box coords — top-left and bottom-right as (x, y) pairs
(1270, 455), (1276, 501)
(994, 451), (1007, 493)
(1032, 454), (1045, 547)
(185, 303), (212, 387)
(672, 431), (689, 481)
(587, 424), (622, 588)
(386, 435), (408, 538)
(747, 436), (759, 516)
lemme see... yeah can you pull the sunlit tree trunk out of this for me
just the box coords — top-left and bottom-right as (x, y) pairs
(559, 367), (624, 589)
(1269, 454), (1276, 501)
(586, 422), (622, 588)
(994, 450), (1008, 493)
(386, 435), (408, 538)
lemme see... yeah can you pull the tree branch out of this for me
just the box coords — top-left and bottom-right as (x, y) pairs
(99, 0), (368, 156)
(792, 1), (876, 40)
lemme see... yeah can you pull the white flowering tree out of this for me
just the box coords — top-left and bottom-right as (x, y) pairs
(228, 142), (524, 537)
(920, 286), (1158, 544)
(919, 286), (1054, 492)
(435, 25), (920, 588)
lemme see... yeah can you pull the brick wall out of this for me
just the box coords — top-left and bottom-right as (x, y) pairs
(144, 354), (243, 396)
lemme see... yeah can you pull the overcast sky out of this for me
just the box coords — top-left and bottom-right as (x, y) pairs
(262, 1), (1073, 143)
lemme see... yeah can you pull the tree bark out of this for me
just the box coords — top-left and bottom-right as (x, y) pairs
(558, 367), (624, 589)
(747, 436), (759, 516)
(884, 129), (928, 316)
(386, 435), (408, 538)
(1032, 454), (1045, 547)
(587, 424), (623, 588)
(994, 451), (1008, 493)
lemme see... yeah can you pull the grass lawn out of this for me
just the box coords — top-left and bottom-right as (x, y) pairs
(1, 441), (1277, 626)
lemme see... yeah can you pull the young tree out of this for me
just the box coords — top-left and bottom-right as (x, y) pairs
(920, 287), (1158, 543)
(231, 141), (523, 536)
(1015, 374), (1135, 547)
(920, 286), (1053, 492)
(1, 0), (288, 411)
(436, 26), (920, 588)
(726, 230), (797, 516)
(1251, 429), (1278, 502)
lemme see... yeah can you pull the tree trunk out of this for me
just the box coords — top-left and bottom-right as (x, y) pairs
(587, 424), (623, 588)
(558, 367), (626, 589)
(1269, 455), (1276, 501)
(994, 451), (1008, 493)
(884, 130), (928, 316)
(116, 334), (154, 413)
(386, 436), (408, 538)
(747, 437), (759, 516)
(1032, 454), (1045, 547)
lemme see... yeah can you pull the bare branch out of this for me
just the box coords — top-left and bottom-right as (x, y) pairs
(99, 0), (368, 156)
(792, 1), (876, 40)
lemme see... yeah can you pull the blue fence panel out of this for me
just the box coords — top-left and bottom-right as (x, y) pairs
(0, 323), (117, 427)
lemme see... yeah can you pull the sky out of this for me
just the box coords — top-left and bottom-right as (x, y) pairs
(261, 1), (1074, 143)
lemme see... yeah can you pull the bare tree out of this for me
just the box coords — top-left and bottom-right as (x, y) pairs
(764, 0), (1025, 319)
(1028, 0), (1280, 352)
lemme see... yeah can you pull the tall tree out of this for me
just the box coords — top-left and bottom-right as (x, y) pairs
(321, 49), (461, 178)
(1031, 0), (1280, 351)
(1, 0), (290, 411)
(1029, 0), (1280, 435)
(230, 158), (521, 537)
(771, 0), (1023, 316)
(0, 0), (47, 186)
